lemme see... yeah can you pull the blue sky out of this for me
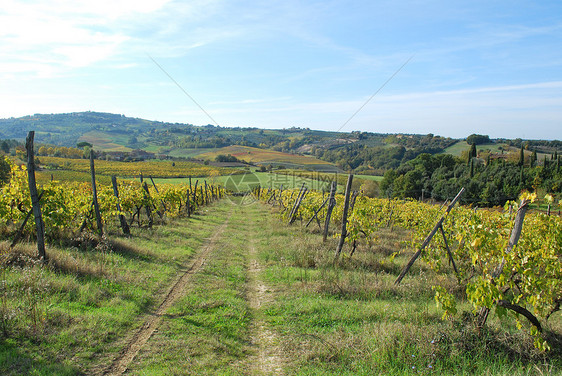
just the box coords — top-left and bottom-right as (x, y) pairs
(1, 0), (561, 139)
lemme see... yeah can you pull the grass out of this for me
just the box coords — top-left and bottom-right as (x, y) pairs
(355, 174), (384, 182)
(444, 141), (518, 159)
(126, 200), (252, 375)
(253, 205), (562, 375)
(0, 202), (232, 375)
(443, 141), (470, 157)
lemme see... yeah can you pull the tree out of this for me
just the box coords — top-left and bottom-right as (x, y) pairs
(0, 156), (11, 187)
(77, 141), (93, 148)
(82, 146), (91, 159)
(468, 143), (477, 164)
(0, 141), (9, 154)
(518, 145), (524, 166)
(466, 134), (490, 145)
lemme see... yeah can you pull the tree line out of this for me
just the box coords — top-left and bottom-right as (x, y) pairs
(381, 152), (562, 205)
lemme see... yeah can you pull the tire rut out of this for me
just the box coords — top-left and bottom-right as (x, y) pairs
(103, 216), (230, 376)
(246, 242), (284, 375)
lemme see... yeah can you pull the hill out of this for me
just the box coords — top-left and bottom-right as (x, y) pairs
(1, 112), (561, 175)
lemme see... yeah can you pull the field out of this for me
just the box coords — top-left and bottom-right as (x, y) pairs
(198, 145), (340, 172)
(37, 156), (239, 180)
(443, 141), (545, 161)
(355, 174), (384, 182)
(77, 131), (133, 152)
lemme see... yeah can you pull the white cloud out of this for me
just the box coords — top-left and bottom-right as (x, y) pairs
(0, 0), (189, 76)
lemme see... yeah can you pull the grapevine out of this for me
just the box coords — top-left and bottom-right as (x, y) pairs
(258, 185), (561, 350)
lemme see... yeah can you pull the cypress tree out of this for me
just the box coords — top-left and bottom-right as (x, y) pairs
(518, 145), (524, 166)
(467, 143), (477, 165)
(531, 150), (537, 167)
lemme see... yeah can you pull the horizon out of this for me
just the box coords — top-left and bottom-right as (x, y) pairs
(2, 1), (562, 140)
(4, 110), (562, 142)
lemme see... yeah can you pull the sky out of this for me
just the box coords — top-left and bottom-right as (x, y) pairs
(1, 0), (562, 140)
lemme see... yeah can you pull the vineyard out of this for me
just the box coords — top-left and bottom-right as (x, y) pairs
(0, 155), (223, 249)
(38, 156), (239, 180)
(257, 179), (562, 351)
(0, 135), (561, 374)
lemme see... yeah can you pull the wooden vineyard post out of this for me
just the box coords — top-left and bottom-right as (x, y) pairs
(394, 187), (465, 285)
(323, 181), (337, 242)
(439, 224), (458, 275)
(25, 131), (47, 261)
(11, 192), (44, 248)
(289, 187), (308, 224)
(204, 181), (209, 204)
(334, 174), (353, 260)
(350, 190), (359, 211)
(150, 176), (167, 213)
(142, 182), (154, 228)
(288, 184), (307, 224)
(90, 150), (104, 237)
(143, 183), (163, 220)
(111, 176), (130, 235)
(193, 180), (199, 204)
(305, 196), (329, 228)
(477, 199), (530, 329)
(186, 189), (192, 217)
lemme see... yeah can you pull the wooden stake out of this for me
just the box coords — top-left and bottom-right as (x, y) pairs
(477, 199), (530, 328)
(335, 174), (353, 260)
(111, 176), (130, 235)
(288, 184), (306, 222)
(439, 224), (457, 275)
(289, 187), (308, 224)
(395, 187), (465, 285)
(89, 150), (104, 237)
(186, 189), (191, 217)
(11, 191), (44, 248)
(26, 131), (46, 261)
(150, 176), (168, 213)
(142, 182), (154, 227)
(193, 180), (199, 204)
(305, 196), (329, 228)
(323, 181), (337, 242)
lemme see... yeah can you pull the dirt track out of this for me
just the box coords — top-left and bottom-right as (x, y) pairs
(103, 217), (230, 376)
(246, 242), (284, 375)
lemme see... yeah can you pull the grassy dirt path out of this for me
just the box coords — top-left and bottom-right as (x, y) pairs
(120, 199), (287, 375)
(245, 240), (284, 375)
(103, 214), (231, 375)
